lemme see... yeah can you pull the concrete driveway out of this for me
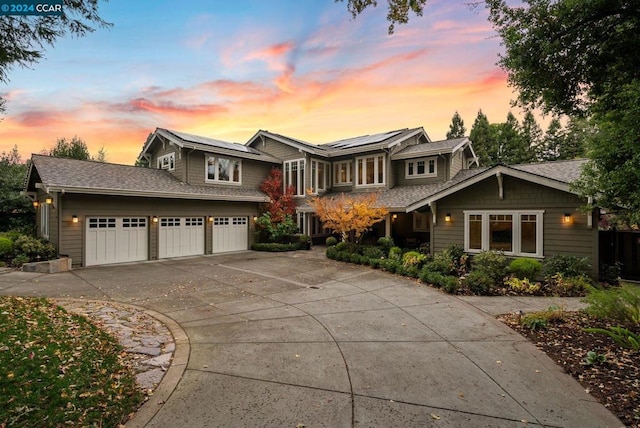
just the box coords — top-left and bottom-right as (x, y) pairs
(0, 250), (621, 427)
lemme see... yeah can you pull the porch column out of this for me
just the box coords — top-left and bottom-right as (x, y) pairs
(385, 213), (392, 237)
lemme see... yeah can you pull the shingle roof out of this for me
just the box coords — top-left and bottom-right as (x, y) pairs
(28, 155), (269, 202)
(510, 158), (587, 183)
(392, 137), (469, 159)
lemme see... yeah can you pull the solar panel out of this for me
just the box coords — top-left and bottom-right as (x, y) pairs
(327, 130), (403, 149)
(167, 129), (260, 154)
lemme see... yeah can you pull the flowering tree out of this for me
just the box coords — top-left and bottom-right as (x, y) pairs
(259, 167), (296, 223)
(308, 193), (388, 243)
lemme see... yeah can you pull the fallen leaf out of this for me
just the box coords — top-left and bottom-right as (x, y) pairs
(430, 413), (440, 420)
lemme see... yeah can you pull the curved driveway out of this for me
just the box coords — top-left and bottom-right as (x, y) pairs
(0, 250), (621, 427)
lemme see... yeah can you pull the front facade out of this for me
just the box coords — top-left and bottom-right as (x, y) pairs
(24, 126), (598, 274)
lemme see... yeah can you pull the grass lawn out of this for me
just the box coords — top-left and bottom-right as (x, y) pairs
(0, 296), (144, 427)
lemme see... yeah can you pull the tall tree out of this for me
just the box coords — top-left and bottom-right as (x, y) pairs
(469, 110), (495, 166)
(538, 118), (565, 162)
(0, 146), (33, 232)
(0, 1), (111, 114)
(560, 118), (589, 161)
(49, 136), (91, 160)
(519, 111), (542, 162)
(498, 112), (530, 165)
(446, 111), (467, 139)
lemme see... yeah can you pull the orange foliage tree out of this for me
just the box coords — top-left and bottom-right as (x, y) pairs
(259, 167), (296, 222)
(308, 193), (388, 243)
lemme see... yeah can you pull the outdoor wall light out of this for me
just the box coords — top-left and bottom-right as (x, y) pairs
(45, 197), (53, 205)
(392, 214), (398, 220)
(208, 216), (214, 222)
(253, 216), (258, 222)
(72, 215), (78, 223)
(152, 216), (159, 223)
(563, 213), (572, 224)
(445, 213), (452, 222)
(32, 201), (39, 208)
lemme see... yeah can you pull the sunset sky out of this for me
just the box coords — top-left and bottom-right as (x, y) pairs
(1, 0), (525, 165)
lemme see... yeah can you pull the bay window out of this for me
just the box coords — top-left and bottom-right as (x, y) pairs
(464, 210), (543, 257)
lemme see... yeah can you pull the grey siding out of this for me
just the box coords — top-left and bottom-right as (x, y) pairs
(450, 151), (463, 178)
(432, 175), (598, 273)
(394, 155), (449, 187)
(255, 136), (301, 161)
(60, 194), (260, 266)
(149, 142), (185, 181)
(185, 152), (274, 189)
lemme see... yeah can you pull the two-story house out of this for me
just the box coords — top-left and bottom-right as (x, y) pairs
(23, 126), (599, 274)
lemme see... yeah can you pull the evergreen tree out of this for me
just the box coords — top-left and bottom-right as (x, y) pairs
(538, 118), (565, 161)
(560, 118), (589, 160)
(469, 110), (495, 166)
(520, 111), (542, 162)
(49, 136), (91, 160)
(446, 111), (467, 139)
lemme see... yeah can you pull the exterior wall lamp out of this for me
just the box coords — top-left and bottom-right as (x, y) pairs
(33, 201), (39, 208)
(253, 216), (258, 222)
(72, 215), (79, 223)
(392, 214), (398, 220)
(208, 216), (214, 222)
(563, 213), (572, 224)
(45, 197), (53, 205)
(445, 213), (452, 222)
(152, 216), (159, 223)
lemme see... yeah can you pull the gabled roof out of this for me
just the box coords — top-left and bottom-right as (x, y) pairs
(26, 154), (269, 202)
(392, 137), (475, 160)
(140, 128), (280, 163)
(246, 130), (328, 157)
(406, 159), (588, 212)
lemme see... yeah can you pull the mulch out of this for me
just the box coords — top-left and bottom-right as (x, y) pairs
(499, 312), (639, 427)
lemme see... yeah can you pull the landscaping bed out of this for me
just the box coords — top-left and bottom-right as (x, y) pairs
(500, 311), (639, 427)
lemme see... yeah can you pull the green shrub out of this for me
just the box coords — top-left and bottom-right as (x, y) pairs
(255, 213), (298, 243)
(326, 246), (338, 259)
(583, 284), (640, 325)
(362, 246), (385, 260)
(368, 258), (381, 269)
(349, 253), (365, 264)
(404, 265), (421, 278)
(380, 258), (401, 273)
(424, 251), (456, 276)
(388, 246), (403, 261)
(521, 315), (548, 330)
(402, 251), (427, 268)
(12, 235), (56, 262)
(505, 276), (541, 295)
(0, 237), (13, 258)
(441, 244), (467, 274)
(440, 275), (459, 293)
(599, 262), (621, 285)
(251, 242), (299, 252)
(583, 326), (639, 350)
(509, 258), (542, 280)
(470, 251), (509, 285)
(420, 270), (445, 287)
(542, 254), (591, 278)
(377, 237), (394, 251)
(464, 270), (495, 295)
(520, 305), (567, 330)
(335, 241), (349, 252)
(546, 274), (591, 297)
(326, 236), (338, 246)
(11, 254), (30, 267)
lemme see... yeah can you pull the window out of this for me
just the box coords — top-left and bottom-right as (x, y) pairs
(284, 159), (305, 196)
(333, 161), (352, 185)
(464, 211), (543, 257)
(406, 157), (436, 178)
(40, 204), (49, 238)
(157, 153), (175, 171)
(296, 212), (305, 234)
(413, 212), (428, 231)
(310, 160), (330, 194)
(206, 156), (241, 184)
(355, 154), (385, 186)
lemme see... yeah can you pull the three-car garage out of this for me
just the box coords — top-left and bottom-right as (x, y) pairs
(84, 215), (250, 267)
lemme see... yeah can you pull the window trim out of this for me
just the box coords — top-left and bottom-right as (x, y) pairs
(284, 158), (305, 197)
(406, 157), (437, 179)
(310, 159), (330, 194)
(355, 153), (386, 187)
(157, 152), (175, 171)
(463, 210), (544, 257)
(205, 154), (242, 185)
(40, 203), (49, 238)
(333, 160), (352, 185)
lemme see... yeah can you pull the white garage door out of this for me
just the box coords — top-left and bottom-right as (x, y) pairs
(159, 217), (205, 259)
(85, 217), (148, 266)
(212, 217), (248, 253)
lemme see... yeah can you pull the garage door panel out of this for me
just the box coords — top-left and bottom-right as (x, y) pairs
(85, 217), (148, 266)
(159, 217), (204, 259)
(213, 216), (248, 253)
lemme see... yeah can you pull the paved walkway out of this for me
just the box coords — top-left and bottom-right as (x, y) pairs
(0, 249), (621, 427)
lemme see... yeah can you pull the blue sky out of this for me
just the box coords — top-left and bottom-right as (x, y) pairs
(1, 0), (523, 164)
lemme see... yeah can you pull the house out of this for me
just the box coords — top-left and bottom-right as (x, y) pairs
(23, 126), (598, 275)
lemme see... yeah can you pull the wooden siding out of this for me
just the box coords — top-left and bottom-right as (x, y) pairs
(394, 155), (449, 186)
(149, 141), (185, 181)
(255, 136), (301, 160)
(450, 151), (463, 178)
(60, 194), (259, 266)
(185, 152), (274, 189)
(432, 175), (598, 273)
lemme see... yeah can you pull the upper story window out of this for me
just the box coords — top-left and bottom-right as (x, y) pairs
(157, 153), (175, 171)
(206, 155), (241, 184)
(284, 159), (305, 196)
(333, 161), (352, 185)
(310, 160), (330, 194)
(406, 157), (436, 178)
(356, 154), (385, 187)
